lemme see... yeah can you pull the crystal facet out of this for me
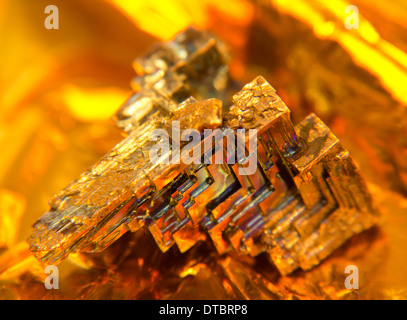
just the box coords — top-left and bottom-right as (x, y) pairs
(27, 28), (378, 276)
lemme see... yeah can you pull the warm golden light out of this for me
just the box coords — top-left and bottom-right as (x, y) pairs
(0, 0), (406, 300)
(272, 0), (407, 105)
(61, 85), (131, 122)
(110, 0), (253, 40)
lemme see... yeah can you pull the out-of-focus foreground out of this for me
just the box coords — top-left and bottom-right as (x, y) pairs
(0, 0), (406, 299)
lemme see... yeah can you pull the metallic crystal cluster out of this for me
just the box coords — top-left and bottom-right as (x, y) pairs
(114, 28), (231, 133)
(28, 28), (378, 275)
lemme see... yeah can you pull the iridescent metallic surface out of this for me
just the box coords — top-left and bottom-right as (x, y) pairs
(27, 29), (377, 276)
(114, 27), (232, 133)
(1, 0), (407, 300)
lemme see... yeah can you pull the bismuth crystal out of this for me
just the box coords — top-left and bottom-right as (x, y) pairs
(27, 28), (378, 275)
(114, 27), (232, 133)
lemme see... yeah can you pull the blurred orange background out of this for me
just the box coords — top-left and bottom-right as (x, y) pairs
(1, 0), (407, 299)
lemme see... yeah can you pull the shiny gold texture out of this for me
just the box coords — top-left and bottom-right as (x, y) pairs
(25, 28), (378, 275)
(0, 0), (407, 300)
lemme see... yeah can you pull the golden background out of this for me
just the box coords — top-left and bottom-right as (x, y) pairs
(0, 0), (406, 299)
